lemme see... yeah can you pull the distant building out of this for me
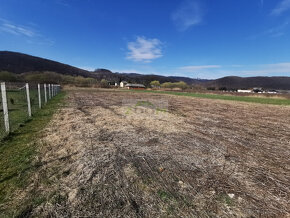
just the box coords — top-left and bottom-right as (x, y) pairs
(237, 89), (252, 93)
(125, 83), (145, 90)
(253, 87), (263, 93)
(120, 81), (128, 88)
(267, 90), (278, 94)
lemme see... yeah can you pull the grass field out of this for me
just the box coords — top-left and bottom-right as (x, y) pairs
(1, 88), (289, 217)
(128, 89), (290, 106)
(0, 92), (65, 216)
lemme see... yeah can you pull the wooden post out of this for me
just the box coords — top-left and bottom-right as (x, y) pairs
(26, 83), (32, 117)
(1, 82), (10, 132)
(48, 84), (51, 99)
(44, 84), (47, 103)
(52, 84), (54, 97)
(38, 84), (41, 109)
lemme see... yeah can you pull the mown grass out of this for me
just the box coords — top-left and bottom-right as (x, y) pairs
(0, 91), (66, 216)
(129, 90), (290, 106)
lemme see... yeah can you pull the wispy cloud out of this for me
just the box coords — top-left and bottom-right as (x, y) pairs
(271, 0), (290, 16)
(0, 18), (36, 37)
(171, 0), (204, 31)
(179, 65), (221, 72)
(176, 63), (290, 79)
(0, 18), (54, 46)
(248, 21), (289, 39)
(240, 63), (290, 75)
(55, 0), (70, 7)
(126, 36), (163, 63)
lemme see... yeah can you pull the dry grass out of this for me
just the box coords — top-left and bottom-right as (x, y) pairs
(10, 88), (290, 217)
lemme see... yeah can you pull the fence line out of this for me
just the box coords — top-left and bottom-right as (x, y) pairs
(44, 83), (47, 103)
(26, 83), (32, 117)
(1, 83), (10, 132)
(0, 82), (61, 139)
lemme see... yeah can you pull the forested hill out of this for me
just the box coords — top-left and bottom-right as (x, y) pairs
(1, 51), (289, 89)
(0, 51), (91, 77)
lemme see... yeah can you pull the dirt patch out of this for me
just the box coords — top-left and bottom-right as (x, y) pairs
(17, 89), (290, 217)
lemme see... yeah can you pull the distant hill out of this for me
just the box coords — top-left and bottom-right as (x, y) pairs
(1, 51), (289, 89)
(0, 51), (206, 85)
(0, 51), (203, 85)
(206, 76), (290, 90)
(0, 51), (92, 77)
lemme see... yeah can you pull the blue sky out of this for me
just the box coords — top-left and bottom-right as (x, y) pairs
(1, 0), (290, 79)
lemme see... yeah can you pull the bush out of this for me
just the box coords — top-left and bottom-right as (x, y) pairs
(100, 79), (109, 88)
(150, 80), (160, 88)
(161, 81), (189, 90)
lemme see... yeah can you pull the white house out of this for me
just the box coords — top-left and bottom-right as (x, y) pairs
(120, 81), (128, 88)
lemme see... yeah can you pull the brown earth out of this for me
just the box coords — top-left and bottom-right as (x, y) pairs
(17, 88), (290, 217)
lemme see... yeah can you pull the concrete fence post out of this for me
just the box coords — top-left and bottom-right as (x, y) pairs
(26, 83), (32, 117)
(1, 82), (10, 133)
(38, 83), (41, 109)
(48, 84), (51, 99)
(44, 84), (47, 103)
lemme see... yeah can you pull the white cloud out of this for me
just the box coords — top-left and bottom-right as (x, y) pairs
(271, 0), (290, 15)
(0, 19), (36, 37)
(179, 65), (221, 72)
(171, 0), (203, 31)
(126, 36), (163, 63)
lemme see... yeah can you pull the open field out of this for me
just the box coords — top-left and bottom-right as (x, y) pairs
(1, 88), (290, 217)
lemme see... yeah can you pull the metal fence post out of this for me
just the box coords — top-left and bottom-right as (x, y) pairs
(48, 84), (51, 99)
(52, 84), (54, 97)
(44, 84), (47, 103)
(26, 83), (32, 117)
(1, 82), (10, 133)
(38, 83), (41, 109)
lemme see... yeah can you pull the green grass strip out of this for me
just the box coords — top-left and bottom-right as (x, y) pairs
(0, 91), (66, 216)
(127, 90), (290, 106)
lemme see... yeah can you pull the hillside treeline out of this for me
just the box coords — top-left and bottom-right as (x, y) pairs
(0, 71), (98, 87)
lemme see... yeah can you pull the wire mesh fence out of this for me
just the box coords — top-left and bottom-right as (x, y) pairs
(0, 82), (61, 140)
